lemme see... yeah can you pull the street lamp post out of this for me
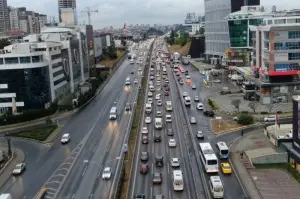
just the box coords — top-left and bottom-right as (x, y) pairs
(5, 136), (12, 157)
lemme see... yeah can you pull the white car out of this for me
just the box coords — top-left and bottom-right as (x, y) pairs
(148, 98), (153, 104)
(145, 117), (152, 124)
(142, 127), (148, 134)
(166, 115), (172, 122)
(138, 68), (142, 71)
(264, 116), (276, 122)
(148, 92), (153, 97)
(150, 68), (154, 71)
(212, 79), (221, 83)
(168, 139), (176, 147)
(156, 94), (161, 100)
(190, 117), (197, 124)
(186, 75), (191, 79)
(102, 167), (112, 180)
(171, 158), (180, 167)
(196, 103), (203, 110)
(61, 133), (70, 144)
(182, 92), (188, 98)
(134, 79), (138, 84)
(165, 79), (169, 83)
(156, 74), (160, 77)
(156, 111), (162, 117)
(12, 163), (26, 175)
(192, 84), (196, 89)
(157, 100), (162, 106)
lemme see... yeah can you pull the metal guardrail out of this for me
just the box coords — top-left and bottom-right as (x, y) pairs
(171, 64), (212, 199)
(109, 42), (155, 199)
(33, 186), (47, 199)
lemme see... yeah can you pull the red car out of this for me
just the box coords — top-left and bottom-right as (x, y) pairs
(140, 164), (149, 174)
(165, 87), (170, 91)
(164, 91), (169, 96)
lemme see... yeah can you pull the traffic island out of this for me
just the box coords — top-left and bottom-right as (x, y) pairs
(211, 119), (244, 135)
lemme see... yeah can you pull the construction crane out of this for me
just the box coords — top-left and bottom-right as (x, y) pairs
(81, 7), (98, 25)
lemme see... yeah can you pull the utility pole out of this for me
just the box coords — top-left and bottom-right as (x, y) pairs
(81, 7), (98, 25)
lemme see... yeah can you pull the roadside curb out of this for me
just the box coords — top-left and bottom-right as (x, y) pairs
(212, 122), (263, 135)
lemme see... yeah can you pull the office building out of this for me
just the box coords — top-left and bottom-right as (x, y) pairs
(183, 13), (203, 35)
(204, 0), (260, 65)
(238, 16), (300, 104)
(58, 0), (77, 24)
(0, 26), (91, 113)
(0, 0), (10, 33)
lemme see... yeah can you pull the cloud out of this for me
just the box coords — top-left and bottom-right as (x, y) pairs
(7, 0), (300, 29)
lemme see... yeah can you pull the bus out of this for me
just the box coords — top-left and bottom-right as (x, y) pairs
(209, 176), (224, 198)
(172, 170), (184, 191)
(166, 101), (172, 111)
(199, 143), (219, 173)
(216, 141), (229, 159)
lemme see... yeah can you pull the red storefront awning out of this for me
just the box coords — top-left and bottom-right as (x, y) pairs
(268, 71), (299, 76)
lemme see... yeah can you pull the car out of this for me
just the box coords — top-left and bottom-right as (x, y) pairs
(168, 139), (176, 147)
(156, 110), (162, 117)
(154, 135), (162, 142)
(264, 115), (276, 122)
(171, 158), (180, 167)
(131, 71), (134, 74)
(155, 156), (164, 167)
(157, 100), (162, 106)
(186, 75), (191, 79)
(12, 163), (26, 175)
(140, 152), (149, 161)
(203, 110), (215, 117)
(148, 92), (153, 97)
(150, 68), (154, 71)
(145, 117), (151, 124)
(194, 96), (200, 102)
(134, 194), (145, 199)
(125, 103), (131, 111)
(61, 133), (70, 144)
(150, 76), (154, 80)
(165, 115), (172, 122)
(221, 162), (232, 174)
(156, 94), (161, 100)
(179, 79), (184, 85)
(177, 77), (182, 81)
(197, 103), (204, 110)
(157, 77), (161, 81)
(156, 74), (160, 77)
(148, 98), (153, 104)
(138, 68), (142, 71)
(167, 128), (174, 136)
(164, 83), (169, 87)
(152, 172), (162, 184)
(186, 79), (191, 84)
(176, 72), (180, 76)
(134, 79), (138, 84)
(182, 92), (188, 98)
(142, 135), (148, 144)
(212, 79), (221, 83)
(192, 84), (196, 89)
(190, 117), (197, 124)
(141, 127), (148, 134)
(102, 167), (112, 180)
(165, 79), (169, 83)
(165, 87), (170, 91)
(233, 116), (238, 121)
(196, 131), (204, 139)
(140, 164), (149, 174)
(164, 91), (169, 96)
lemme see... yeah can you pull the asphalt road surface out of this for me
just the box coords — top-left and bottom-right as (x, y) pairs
(176, 63), (247, 198)
(129, 40), (201, 199)
(0, 42), (149, 199)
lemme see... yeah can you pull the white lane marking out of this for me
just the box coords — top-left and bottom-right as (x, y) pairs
(82, 165), (87, 177)
(150, 186), (153, 199)
(167, 163), (170, 174)
(93, 146), (97, 153)
(89, 194), (93, 199)
(168, 190), (171, 199)
(71, 194), (75, 199)
(106, 143), (112, 152)
(97, 171), (101, 179)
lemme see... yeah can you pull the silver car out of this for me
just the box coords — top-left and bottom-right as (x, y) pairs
(190, 117), (197, 124)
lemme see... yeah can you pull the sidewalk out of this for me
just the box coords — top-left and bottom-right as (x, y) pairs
(0, 147), (25, 188)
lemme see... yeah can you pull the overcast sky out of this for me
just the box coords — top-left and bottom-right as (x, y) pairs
(7, 0), (300, 29)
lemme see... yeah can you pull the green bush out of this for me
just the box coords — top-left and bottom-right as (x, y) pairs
(241, 111), (249, 114)
(261, 111), (268, 114)
(237, 114), (254, 125)
(207, 98), (218, 110)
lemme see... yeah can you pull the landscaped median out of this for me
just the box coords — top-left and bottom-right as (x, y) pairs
(119, 50), (150, 199)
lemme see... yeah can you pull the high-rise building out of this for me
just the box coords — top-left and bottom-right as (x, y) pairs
(58, 0), (76, 24)
(204, 0), (260, 65)
(0, 0), (10, 33)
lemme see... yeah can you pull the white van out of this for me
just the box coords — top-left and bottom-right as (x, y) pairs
(209, 176), (224, 198)
(184, 96), (191, 106)
(109, 107), (117, 120)
(125, 77), (131, 85)
(149, 85), (155, 92)
(145, 103), (152, 114)
(155, 118), (163, 129)
(166, 101), (172, 111)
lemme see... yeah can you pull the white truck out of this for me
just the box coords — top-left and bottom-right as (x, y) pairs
(155, 118), (162, 129)
(0, 194), (12, 199)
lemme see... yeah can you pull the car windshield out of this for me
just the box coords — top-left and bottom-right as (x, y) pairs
(62, 135), (68, 139)
(104, 169), (110, 173)
(15, 165), (22, 169)
(222, 164), (231, 169)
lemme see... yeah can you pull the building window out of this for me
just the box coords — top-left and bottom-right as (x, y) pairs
(53, 69), (64, 77)
(267, 20), (273, 25)
(51, 54), (61, 60)
(54, 76), (66, 86)
(288, 31), (300, 39)
(288, 53), (300, 60)
(52, 62), (62, 69)
(4, 57), (19, 64)
(20, 56), (31, 63)
(32, 56), (40, 63)
(0, 58), (3, 65)
(49, 48), (52, 51)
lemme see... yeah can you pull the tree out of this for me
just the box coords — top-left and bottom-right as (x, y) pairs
(231, 99), (241, 112)
(0, 38), (11, 49)
(237, 114), (254, 125)
(248, 101), (258, 113)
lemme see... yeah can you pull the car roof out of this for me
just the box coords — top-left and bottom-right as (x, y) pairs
(222, 162), (230, 166)
(16, 163), (23, 166)
(172, 158), (179, 161)
(63, 133), (70, 136)
(104, 167), (111, 171)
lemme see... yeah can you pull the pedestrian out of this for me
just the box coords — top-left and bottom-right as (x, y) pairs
(241, 130), (244, 136)
(240, 152), (244, 159)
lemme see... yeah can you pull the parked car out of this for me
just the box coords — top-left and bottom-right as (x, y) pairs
(203, 110), (215, 117)
(12, 163), (26, 175)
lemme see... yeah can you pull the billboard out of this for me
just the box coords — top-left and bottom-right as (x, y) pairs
(94, 37), (103, 57)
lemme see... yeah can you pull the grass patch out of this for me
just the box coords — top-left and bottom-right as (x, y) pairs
(207, 98), (219, 110)
(253, 163), (300, 183)
(168, 42), (191, 56)
(119, 47), (150, 199)
(99, 50), (126, 67)
(211, 119), (244, 134)
(8, 125), (57, 141)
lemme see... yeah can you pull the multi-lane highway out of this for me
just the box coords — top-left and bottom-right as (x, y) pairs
(129, 39), (204, 199)
(0, 41), (151, 199)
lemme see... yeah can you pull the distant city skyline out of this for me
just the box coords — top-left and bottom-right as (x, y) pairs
(6, 0), (300, 29)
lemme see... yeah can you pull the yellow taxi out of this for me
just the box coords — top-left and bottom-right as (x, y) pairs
(221, 162), (232, 174)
